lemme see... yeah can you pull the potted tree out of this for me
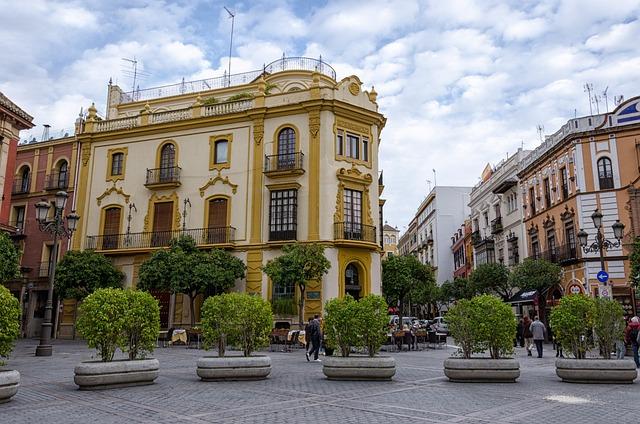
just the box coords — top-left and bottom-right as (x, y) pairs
(444, 295), (520, 382)
(551, 295), (637, 383)
(74, 288), (161, 390)
(322, 294), (396, 380)
(197, 292), (273, 380)
(0, 285), (21, 403)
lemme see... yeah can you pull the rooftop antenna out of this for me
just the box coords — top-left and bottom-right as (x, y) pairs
(122, 57), (138, 92)
(536, 124), (544, 143)
(432, 168), (437, 188)
(583, 83), (594, 115)
(603, 86), (609, 112)
(615, 94), (624, 106)
(593, 93), (601, 114)
(41, 124), (50, 141)
(224, 6), (235, 87)
(426, 179), (432, 192)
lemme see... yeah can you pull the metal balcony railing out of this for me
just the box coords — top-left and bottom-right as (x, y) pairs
(528, 244), (579, 265)
(12, 178), (30, 195)
(85, 227), (236, 251)
(491, 217), (503, 234)
(264, 152), (304, 173)
(44, 172), (69, 190)
(334, 222), (376, 243)
(269, 227), (297, 242)
(145, 166), (181, 186)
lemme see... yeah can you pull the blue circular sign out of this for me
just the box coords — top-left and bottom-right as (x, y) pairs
(597, 270), (609, 283)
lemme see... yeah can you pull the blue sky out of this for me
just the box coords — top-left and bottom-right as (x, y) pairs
(1, 0), (640, 230)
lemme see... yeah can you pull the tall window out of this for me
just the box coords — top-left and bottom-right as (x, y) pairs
(565, 223), (576, 257)
(362, 137), (369, 161)
(13, 206), (25, 230)
(345, 263), (361, 300)
(346, 134), (360, 159)
(336, 130), (344, 156)
(207, 198), (228, 243)
(543, 178), (551, 208)
(560, 167), (569, 199)
(214, 140), (228, 164)
(159, 143), (176, 181)
(529, 187), (536, 215)
(547, 229), (557, 259)
(277, 128), (295, 168)
(531, 234), (540, 259)
(597, 157), (614, 189)
(111, 153), (124, 176)
(102, 207), (121, 250)
(20, 166), (30, 193)
(57, 160), (68, 188)
(269, 189), (297, 241)
(344, 189), (362, 233)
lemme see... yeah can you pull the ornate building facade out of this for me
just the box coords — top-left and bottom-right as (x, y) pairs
(518, 96), (640, 319)
(71, 57), (386, 327)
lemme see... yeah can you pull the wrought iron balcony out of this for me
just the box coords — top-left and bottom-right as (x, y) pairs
(12, 178), (30, 195)
(334, 222), (376, 244)
(44, 172), (69, 190)
(145, 166), (181, 188)
(527, 244), (579, 265)
(264, 152), (304, 175)
(269, 227), (297, 242)
(491, 217), (503, 234)
(85, 227), (236, 251)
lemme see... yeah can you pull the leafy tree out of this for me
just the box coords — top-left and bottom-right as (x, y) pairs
(409, 264), (438, 317)
(446, 298), (477, 359)
(439, 277), (477, 303)
(201, 293), (272, 357)
(122, 290), (160, 360)
(629, 237), (640, 287)
(592, 297), (625, 360)
(0, 285), (20, 365)
(473, 295), (516, 359)
(323, 295), (359, 357)
(0, 232), (20, 284)
(382, 255), (432, 327)
(355, 295), (389, 357)
(55, 250), (124, 300)
(138, 235), (246, 327)
(262, 243), (330, 328)
(549, 295), (594, 359)
(469, 262), (513, 300)
(509, 258), (561, 321)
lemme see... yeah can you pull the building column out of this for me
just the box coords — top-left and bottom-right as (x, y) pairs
(308, 109), (320, 240)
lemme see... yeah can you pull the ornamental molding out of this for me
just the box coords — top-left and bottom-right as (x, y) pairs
(199, 170), (238, 197)
(96, 183), (130, 206)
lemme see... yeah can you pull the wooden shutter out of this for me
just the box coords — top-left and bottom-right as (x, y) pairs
(207, 199), (227, 243)
(152, 202), (173, 246)
(102, 207), (121, 249)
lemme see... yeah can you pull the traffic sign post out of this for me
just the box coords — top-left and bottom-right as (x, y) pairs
(596, 270), (609, 284)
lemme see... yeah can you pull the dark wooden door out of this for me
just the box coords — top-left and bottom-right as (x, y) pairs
(102, 207), (121, 250)
(152, 202), (173, 247)
(207, 198), (228, 243)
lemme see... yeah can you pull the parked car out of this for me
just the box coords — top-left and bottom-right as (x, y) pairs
(430, 316), (449, 334)
(388, 315), (416, 328)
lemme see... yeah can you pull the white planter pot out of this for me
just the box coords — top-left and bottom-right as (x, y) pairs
(74, 359), (159, 390)
(0, 370), (20, 403)
(197, 356), (271, 381)
(556, 358), (638, 384)
(444, 358), (520, 382)
(322, 356), (396, 380)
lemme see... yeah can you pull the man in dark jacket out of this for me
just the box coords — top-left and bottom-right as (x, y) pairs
(304, 317), (313, 361)
(307, 315), (322, 362)
(624, 316), (640, 368)
(523, 315), (533, 356)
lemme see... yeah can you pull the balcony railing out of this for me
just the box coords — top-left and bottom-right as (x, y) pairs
(44, 172), (69, 190)
(528, 244), (579, 265)
(334, 222), (376, 244)
(269, 227), (297, 242)
(145, 166), (181, 187)
(85, 227), (236, 251)
(12, 178), (30, 195)
(264, 152), (304, 174)
(491, 217), (503, 234)
(471, 230), (481, 245)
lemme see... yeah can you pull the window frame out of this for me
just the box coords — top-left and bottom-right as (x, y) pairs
(106, 147), (128, 182)
(335, 120), (372, 166)
(268, 188), (298, 241)
(209, 134), (232, 171)
(597, 156), (614, 189)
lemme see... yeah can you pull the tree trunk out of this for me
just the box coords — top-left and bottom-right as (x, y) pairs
(189, 292), (197, 328)
(298, 284), (305, 330)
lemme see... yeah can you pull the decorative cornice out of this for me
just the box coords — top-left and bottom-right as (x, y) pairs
(96, 183), (131, 206)
(199, 170), (238, 197)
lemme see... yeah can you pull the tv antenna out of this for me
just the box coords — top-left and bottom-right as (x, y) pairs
(536, 124), (544, 143)
(121, 57), (150, 94)
(615, 95), (624, 106)
(583, 83), (594, 115)
(224, 6), (235, 87)
(602, 86), (609, 112)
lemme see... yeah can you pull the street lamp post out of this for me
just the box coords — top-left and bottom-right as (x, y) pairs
(34, 191), (80, 357)
(577, 209), (625, 287)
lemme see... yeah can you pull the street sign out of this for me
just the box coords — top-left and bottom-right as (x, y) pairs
(597, 270), (609, 283)
(599, 284), (612, 299)
(568, 282), (583, 295)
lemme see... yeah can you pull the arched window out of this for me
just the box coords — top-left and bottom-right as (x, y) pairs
(111, 152), (124, 176)
(345, 263), (361, 300)
(207, 197), (229, 243)
(597, 157), (614, 189)
(159, 143), (176, 182)
(18, 166), (30, 193)
(102, 206), (122, 250)
(57, 160), (68, 188)
(277, 127), (296, 169)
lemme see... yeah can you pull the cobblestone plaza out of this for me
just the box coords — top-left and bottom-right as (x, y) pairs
(1, 340), (638, 423)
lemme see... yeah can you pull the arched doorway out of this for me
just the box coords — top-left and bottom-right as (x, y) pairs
(345, 262), (361, 300)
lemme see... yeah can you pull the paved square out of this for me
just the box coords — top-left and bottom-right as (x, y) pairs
(1, 340), (638, 423)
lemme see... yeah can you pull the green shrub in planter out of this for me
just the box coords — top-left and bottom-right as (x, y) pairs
(324, 295), (359, 357)
(0, 286), (20, 366)
(549, 295), (594, 359)
(593, 298), (625, 360)
(76, 288), (128, 362)
(448, 295), (516, 359)
(355, 295), (389, 357)
(123, 290), (160, 360)
(201, 293), (273, 357)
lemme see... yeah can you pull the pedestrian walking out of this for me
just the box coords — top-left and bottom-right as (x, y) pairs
(530, 316), (546, 358)
(516, 319), (524, 348)
(523, 315), (533, 356)
(304, 317), (313, 359)
(624, 316), (640, 368)
(306, 314), (322, 362)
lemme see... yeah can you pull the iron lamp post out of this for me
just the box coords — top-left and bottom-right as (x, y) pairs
(34, 191), (80, 356)
(577, 209), (624, 286)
